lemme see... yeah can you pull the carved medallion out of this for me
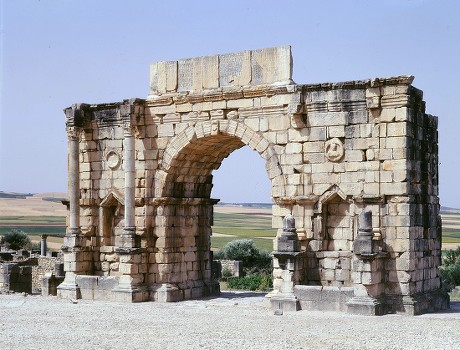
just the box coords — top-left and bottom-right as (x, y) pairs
(106, 150), (121, 169)
(325, 138), (344, 162)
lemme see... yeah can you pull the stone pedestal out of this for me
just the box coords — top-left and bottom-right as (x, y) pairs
(112, 277), (149, 303)
(57, 272), (81, 299)
(42, 272), (65, 296)
(347, 296), (385, 316)
(348, 209), (384, 315)
(111, 248), (149, 302)
(150, 283), (184, 302)
(270, 214), (303, 313)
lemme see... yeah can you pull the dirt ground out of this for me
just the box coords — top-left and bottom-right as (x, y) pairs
(1, 292), (459, 350)
(0, 194), (67, 216)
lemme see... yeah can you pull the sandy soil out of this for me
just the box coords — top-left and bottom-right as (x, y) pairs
(441, 243), (460, 250)
(0, 196), (67, 216)
(1, 292), (459, 350)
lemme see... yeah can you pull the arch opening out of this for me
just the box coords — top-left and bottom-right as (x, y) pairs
(152, 133), (275, 300)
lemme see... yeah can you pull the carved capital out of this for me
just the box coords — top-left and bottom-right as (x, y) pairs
(64, 103), (90, 128)
(123, 122), (136, 136)
(67, 126), (82, 140)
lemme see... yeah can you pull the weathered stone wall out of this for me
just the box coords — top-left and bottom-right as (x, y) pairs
(0, 263), (32, 294)
(218, 259), (244, 278)
(1, 256), (62, 294)
(59, 46), (447, 314)
(32, 257), (59, 292)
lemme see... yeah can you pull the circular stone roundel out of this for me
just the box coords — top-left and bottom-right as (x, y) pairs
(106, 150), (121, 169)
(325, 138), (345, 162)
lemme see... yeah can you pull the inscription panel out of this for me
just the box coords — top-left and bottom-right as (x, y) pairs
(178, 59), (194, 92)
(149, 46), (292, 96)
(219, 51), (251, 87)
(149, 62), (160, 93)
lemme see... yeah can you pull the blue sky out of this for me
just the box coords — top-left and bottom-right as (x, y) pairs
(1, 0), (459, 206)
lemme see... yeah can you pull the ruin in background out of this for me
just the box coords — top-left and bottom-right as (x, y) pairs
(57, 46), (448, 314)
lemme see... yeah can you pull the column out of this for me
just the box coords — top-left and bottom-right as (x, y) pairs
(124, 126), (135, 229)
(69, 128), (81, 235)
(40, 234), (48, 256)
(117, 125), (137, 248)
(58, 126), (84, 299)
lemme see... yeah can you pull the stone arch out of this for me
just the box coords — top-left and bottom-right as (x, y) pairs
(148, 120), (281, 301)
(158, 120), (283, 199)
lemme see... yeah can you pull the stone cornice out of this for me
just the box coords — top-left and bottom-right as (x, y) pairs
(301, 75), (415, 92)
(146, 84), (300, 107)
(149, 197), (220, 206)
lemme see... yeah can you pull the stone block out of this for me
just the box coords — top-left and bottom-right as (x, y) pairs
(327, 125), (345, 138)
(157, 124), (175, 137)
(250, 46), (292, 85)
(308, 112), (348, 127)
(150, 61), (178, 94)
(219, 50), (252, 87)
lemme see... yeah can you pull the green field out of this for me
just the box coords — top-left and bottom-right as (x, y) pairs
(211, 212), (276, 252)
(1, 209), (459, 251)
(0, 216), (66, 237)
(440, 210), (460, 244)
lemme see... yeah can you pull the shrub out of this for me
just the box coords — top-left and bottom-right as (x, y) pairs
(212, 250), (224, 260)
(0, 229), (31, 250)
(219, 239), (272, 269)
(221, 266), (233, 279)
(441, 247), (460, 292)
(226, 274), (273, 292)
(215, 239), (273, 291)
(222, 239), (260, 267)
(27, 242), (41, 251)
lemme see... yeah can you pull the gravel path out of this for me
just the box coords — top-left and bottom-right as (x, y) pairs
(1, 292), (460, 350)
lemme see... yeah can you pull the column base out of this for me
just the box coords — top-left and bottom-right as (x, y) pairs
(270, 293), (300, 312)
(56, 273), (81, 300)
(346, 296), (384, 315)
(111, 285), (149, 303)
(62, 234), (86, 249)
(150, 283), (184, 302)
(115, 228), (140, 248)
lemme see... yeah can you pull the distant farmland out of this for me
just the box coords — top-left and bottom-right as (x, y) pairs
(0, 216), (66, 236)
(0, 194), (459, 251)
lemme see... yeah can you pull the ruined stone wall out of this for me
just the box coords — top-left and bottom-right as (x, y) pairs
(0, 263), (32, 294)
(32, 257), (59, 292)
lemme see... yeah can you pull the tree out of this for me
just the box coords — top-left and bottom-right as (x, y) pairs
(0, 229), (31, 250)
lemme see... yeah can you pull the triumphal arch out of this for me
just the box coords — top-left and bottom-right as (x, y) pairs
(58, 46), (448, 315)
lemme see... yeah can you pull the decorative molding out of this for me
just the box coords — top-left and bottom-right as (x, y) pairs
(325, 138), (344, 162)
(105, 150), (121, 169)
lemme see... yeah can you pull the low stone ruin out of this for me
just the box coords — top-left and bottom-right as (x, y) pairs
(0, 244), (63, 295)
(0, 262), (32, 294)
